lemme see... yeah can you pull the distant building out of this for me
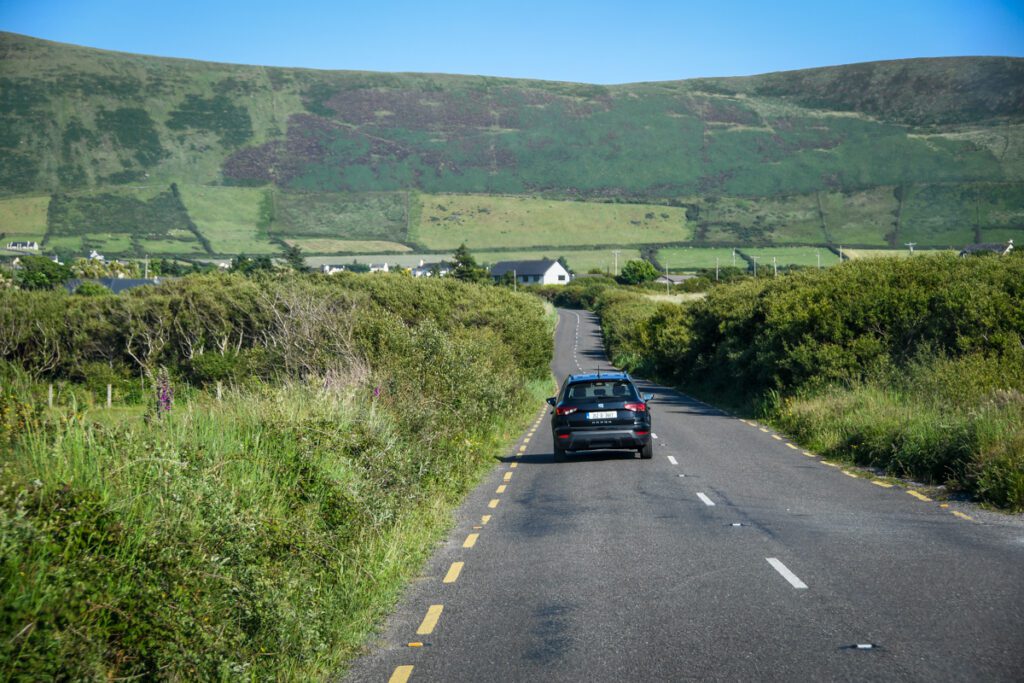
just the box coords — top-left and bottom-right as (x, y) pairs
(89, 249), (105, 262)
(411, 259), (452, 278)
(368, 262), (390, 273)
(64, 277), (163, 294)
(654, 274), (696, 286)
(321, 264), (347, 275)
(5, 241), (39, 251)
(489, 259), (570, 285)
(959, 239), (1013, 257)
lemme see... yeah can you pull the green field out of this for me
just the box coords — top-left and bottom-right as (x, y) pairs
(178, 185), (278, 254)
(272, 191), (409, 242)
(739, 247), (841, 269)
(285, 238), (412, 254)
(657, 247), (747, 271)
(414, 195), (692, 250)
(0, 195), (48, 243)
(475, 248), (642, 272)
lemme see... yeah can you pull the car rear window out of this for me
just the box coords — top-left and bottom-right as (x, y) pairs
(564, 380), (638, 403)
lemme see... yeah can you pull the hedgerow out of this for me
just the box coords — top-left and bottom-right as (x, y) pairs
(589, 255), (1024, 509)
(0, 272), (553, 680)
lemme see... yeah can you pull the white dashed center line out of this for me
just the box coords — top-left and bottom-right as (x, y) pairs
(666, 455), (678, 465)
(696, 492), (715, 506)
(767, 558), (808, 589)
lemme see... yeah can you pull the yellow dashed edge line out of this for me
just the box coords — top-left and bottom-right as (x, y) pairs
(841, 471), (858, 479)
(389, 665), (414, 683)
(488, 499), (500, 509)
(772, 435), (783, 441)
(416, 605), (443, 635)
(906, 490), (932, 502)
(802, 451), (816, 458)
(823, 462), (840, 468)
(951, 510), (974, 521)
(518, 445), (527, 453)
(481, 515), (491, 525)
(785, 443), (798, 450)
(496, 485), (507, 494)
(463, 533), (478, 548)
(443, 562), (464, 583)
(503, 472), (513, 481)
(510, 463), (518, 469)
(759, 428), (770, 433)
(871, 480), (894, 488)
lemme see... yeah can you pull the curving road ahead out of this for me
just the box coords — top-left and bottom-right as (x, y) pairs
(345, 308), (1024, 682)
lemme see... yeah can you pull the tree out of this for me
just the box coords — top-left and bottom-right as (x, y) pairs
(618, 259), (659, 285)
(451, 243), (488, 283)
(16, 255), (72, 290)
(284, 244), (308, 272)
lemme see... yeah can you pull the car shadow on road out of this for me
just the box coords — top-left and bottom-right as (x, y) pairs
(501, 450), (642, 465)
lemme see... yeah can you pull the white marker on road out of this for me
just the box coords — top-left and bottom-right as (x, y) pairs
(766, 558), (808, 589)
(652, 433), (658, 439)
(666, 455), (678, 465)
(697, 492), (715, 506)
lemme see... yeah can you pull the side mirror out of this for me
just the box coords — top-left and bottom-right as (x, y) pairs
(643, 393), (654, 402)
(546, 397), (556, 406)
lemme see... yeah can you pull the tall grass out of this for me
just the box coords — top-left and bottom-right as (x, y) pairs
(1, 377), (547, 680)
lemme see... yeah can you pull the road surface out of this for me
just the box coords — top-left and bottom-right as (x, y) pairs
(345, 308), (1024, 682)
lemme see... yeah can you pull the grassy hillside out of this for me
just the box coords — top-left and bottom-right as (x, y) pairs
(1, 31), (1022, 259)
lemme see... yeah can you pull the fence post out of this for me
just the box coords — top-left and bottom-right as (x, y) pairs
(217, 381), (223, 402)
(48, 384), (54, 408)
(107, 384), (113, 409)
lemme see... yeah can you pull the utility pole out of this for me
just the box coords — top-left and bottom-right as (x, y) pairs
(715, 257), (720, 282)
(817, 250), (821, 269)
(751, 256), (760, 278)
(144, 255), (149, 279)
(772, 256), (778, 277)
(513, 269), (516, 292)
(839, 245), (844, 261)
(905, 242), (916, 255)
(664, 263), (670, 294)
(612, 250), (621, 276)
(732, 248), (737, 267)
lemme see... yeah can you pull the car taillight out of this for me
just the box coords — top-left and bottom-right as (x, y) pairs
(556, 406), (577, 416)
(623, 402), (647, 413)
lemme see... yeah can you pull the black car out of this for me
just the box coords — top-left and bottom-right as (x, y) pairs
(547, 371), (654, 460)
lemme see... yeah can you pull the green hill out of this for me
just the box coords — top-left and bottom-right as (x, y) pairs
(1, 31), (1022, 260)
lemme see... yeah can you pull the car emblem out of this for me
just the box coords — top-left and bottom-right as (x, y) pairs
(598, 403), (604, 408)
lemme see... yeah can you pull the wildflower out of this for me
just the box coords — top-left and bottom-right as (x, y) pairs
(373, 386), (381, 398)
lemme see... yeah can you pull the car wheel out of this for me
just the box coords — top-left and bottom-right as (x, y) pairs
(640, 440), (653, 459)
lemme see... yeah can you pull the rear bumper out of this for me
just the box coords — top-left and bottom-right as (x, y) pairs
(554, 428), (651, 452)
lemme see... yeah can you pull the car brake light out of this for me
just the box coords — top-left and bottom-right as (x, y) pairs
(556, 406), (577, 416)
(623, 402), (646, 412)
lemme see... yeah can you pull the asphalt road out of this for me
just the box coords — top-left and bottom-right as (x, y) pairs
(344, 308), (1024, 682)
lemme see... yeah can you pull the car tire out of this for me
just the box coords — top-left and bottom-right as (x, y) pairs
(640, 440), (653, 459)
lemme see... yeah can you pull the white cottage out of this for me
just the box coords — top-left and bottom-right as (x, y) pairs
(490, 259), (570, 285)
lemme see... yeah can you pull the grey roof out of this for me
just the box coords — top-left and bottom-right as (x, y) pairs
(960, 243), (1008, 253)
(489, 259), (559, 277)
(65, 278), (163, 294)
(655, 274), (695, 283)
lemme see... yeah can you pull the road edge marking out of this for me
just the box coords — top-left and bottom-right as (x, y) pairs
(416, 604), (443, 635)
(766, 558), (808, 589)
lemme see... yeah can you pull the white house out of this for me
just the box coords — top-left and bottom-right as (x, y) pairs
(5, 241), (39, 251)
(490, 259), (570, 285)
(411, 259), (452, 277)
(368, 262), (390, 273)
(321, 264), (347, 274)
(89, 249), (105, 262)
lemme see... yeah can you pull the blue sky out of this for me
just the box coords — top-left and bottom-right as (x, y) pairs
(2, 0), (1022, 83)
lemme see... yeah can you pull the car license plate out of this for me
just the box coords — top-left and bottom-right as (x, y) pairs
(586, 411), (617, 419)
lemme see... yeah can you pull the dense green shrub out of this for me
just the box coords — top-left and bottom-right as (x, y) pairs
(0, 271), (554, 679)
(590, 256), (1024, 508)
